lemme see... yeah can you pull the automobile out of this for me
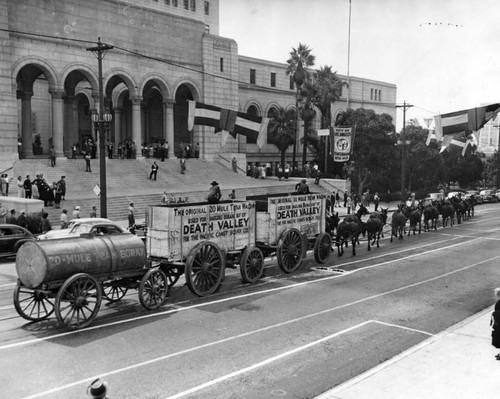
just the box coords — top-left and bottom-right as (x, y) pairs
(38, 217), (113, 240)
(479, 189), (498, 203)
(464, 190), (483, 204)
(0, 224), (36, 258)
(423, 192), (444, 206)
(48, 221), (128, 239)
(446, 191), (464, 199)
(495, 189), (500, 201)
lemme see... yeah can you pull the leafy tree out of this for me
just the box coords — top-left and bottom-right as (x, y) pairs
(335, 108), (395, 196)
(268, 107), (297, 168)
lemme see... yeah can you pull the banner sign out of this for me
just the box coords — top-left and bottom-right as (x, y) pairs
(332, 126), (354, 162)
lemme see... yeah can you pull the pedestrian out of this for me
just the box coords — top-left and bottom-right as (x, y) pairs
(71, 143), (77, 159)
(180, 157), (186, 174)
(6, 209), (16, 224)
(60, 209), (69, 229)
(72, 205), (81, 219)
(0, 203), (6, 223)
(107, 142), (113, 159)
(374, 192), (380, 211)
(16, 176), (24, 198)
(49, 145), (56, 167)
(284, 163), (290, 180)
(165, 141), (169, 159)
(194, 142), (200, 158)
(207, 181), (221, 204)
(295, 179), (310, 195)
(127, 202), (135, 228)
(23, 175), (32, 199)
(90, 206), (97, 218)
(232, 157), (238, 172)
(58, 176), (66, 200)
(347, 194), (352, 214)
(343, 191), (348, 207)
(41, 212), (51, 234)
(1, 174), (8, 196)
(85, 153), (92, 172)
(492, 287), (500, 360)
(229, 189), (236, 200)
(335, 190), (341, 207)
(149, 161), (159, 180)
(17, 209), (28, 229)
(54, 180), (63, 209)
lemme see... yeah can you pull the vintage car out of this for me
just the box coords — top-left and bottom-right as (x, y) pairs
(479, 189), (498, 203)
(0, 224), (36, 258)
(38, 217), (113, 240)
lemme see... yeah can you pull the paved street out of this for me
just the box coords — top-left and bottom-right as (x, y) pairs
(0, 203), (499, 398)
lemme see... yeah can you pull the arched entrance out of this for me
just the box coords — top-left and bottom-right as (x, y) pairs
(174, 84), (194, 157)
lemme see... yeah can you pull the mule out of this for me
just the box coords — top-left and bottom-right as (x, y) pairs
(390, 206), (407, 242)
(336, 204), (369, 256)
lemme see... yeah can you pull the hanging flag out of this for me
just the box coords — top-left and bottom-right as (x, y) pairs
(218, 108), (238, 135)
(433, 103), (500, 141)
(331, 126), (355, 162)
(187, 101), (221, 131)
(439, 133), (473, 155)
(256, 117), (270, 149)
(234, 112), (265, 142)
(425, 129), (437, 146)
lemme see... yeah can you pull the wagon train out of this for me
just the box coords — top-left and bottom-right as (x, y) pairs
(147, 192), (332, 296)
(12, 192), (332, 329)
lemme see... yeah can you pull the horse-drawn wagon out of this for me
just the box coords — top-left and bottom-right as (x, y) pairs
(147, 193), (332, 297)
(13, 233), (167, 329)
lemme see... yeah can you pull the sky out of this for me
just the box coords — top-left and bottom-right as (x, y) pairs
(219, 0), (500, 131)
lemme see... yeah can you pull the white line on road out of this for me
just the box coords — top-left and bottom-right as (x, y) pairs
(18, 254), (499, 399)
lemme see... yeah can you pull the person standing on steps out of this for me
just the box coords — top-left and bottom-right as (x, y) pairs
(232, 157), (238, 172)
(90, 206), (97, 218)
(85, 153), (92, 172)
(127, 202), (135, 228)
(149, 161), (159, 180)
(23, 175), (32, 199)
(180, 157), (186, 174)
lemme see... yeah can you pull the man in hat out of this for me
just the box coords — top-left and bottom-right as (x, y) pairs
(207, 181), (221, 204)
(72, 206), (81, 219)
(17, 209), (28, 229)
(295, 179), (310, 195)
(6, 209), (16, 224)
(127, 202), (135, 228)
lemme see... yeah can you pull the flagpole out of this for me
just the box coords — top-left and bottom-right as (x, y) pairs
(346, 0), (352, 110)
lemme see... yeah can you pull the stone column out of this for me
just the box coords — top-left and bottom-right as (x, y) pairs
(19, 91), (33, 157)
(114, 107), (123, 153)
(50, 89), (65, 158)
(64, 95), (76, 156)
(164, 99), (176, 159)
(131, 97), (143, 158)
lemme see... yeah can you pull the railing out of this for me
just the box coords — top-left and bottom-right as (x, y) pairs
(217, 154), (246, 174)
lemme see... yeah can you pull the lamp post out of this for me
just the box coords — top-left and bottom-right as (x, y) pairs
(87, 38), (113, 218)
(396, 100), (413, 202)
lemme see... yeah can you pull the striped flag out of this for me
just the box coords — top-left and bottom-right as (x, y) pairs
(439, 133), (478, 155)
(187, 101), (221, 131)
(434, 103), (500, 141)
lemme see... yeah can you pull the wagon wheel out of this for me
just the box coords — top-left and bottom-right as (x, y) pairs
(13, 283), (54, 322)
(102, 283), (128, 302)
(139, 269), (168, 310)
(185, 242), (224, 297)
(277, 228), (304, 273)
(160, 263), (181, 288)
(314, 232), (332, 264)
(240, 246), (264, 283)
(55, 273), (102, 330)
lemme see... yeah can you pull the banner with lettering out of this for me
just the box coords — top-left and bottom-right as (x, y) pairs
(331, 126), (355, 162)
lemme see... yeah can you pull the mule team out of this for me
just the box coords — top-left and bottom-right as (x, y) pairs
(328, 194), (477, 256)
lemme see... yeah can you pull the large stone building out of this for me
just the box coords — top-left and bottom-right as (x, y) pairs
(0, 0), (397, 171)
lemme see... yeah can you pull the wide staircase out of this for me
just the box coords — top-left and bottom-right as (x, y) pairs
(12, 157), (322, 227)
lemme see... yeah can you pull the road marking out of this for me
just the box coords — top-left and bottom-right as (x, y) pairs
(0, 235), (487, 351)
(371, 320), (434, 336)
(17, 254), (500, 399)
(0, 282), (16, 289)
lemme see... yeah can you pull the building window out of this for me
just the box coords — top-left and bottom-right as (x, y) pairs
(190, 0), (196, 11)
(220, 57), (224, 72)
(378, 89), (382, 102)
(184, 0), (189, 10)
(164, 0), (170, 4)
(289, 76), (294, 90)
(270, 72), (276, 88)
(204, 1), (209, 15)
(173, 0), (178, 6)
(246, 105), (258, 144)
(250, 69), (256, 84)
(370, 88), (374, 101)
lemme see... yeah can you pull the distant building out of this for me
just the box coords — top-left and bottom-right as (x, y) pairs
(0, 0), (397, 170)
(477, 116), (500, 156)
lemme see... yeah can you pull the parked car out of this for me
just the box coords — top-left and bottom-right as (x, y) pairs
(464, 190), (482, 204)
(496, 189), (500, 201)
(0, 224), (36, 258)
(38, 217), (112, 240)
(423, 192), (444, 206)
(479, 189), (498, 203)
(48, 221), (128, 240)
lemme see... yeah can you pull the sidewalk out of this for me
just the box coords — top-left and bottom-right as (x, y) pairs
(316, 307), (499, 399)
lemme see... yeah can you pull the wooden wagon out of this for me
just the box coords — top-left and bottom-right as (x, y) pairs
(146, 193), (331, 297)
(13, 234), (168, 329)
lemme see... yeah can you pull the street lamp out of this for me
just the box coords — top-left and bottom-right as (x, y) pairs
(397, 137), (411, 202)
(91, 108), (112, 217)
(87, 38), (113, 218)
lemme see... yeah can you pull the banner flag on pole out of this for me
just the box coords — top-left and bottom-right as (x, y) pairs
(331, 126), (355, 162)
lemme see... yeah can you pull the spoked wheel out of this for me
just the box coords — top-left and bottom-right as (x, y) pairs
(55, 273), (102, 330)
(314, 232), (332, 264)
(240, 246), (264, 283)
(185, 242), (224, 297)
(13, 283), (55, 321)
(139, 269), (168, 310)
(160, 263), (181, 288)
(277, 228), (304, 273)
(102, 283), (128, 302)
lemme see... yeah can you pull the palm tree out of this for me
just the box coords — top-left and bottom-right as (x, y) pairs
(268, 107), (296, 169)
(286, 43), (316, 170)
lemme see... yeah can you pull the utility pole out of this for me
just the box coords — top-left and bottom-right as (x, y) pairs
(87, 38), (113, 218)
(346, 0), (352, 110)
(396, 101), (414, 201)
